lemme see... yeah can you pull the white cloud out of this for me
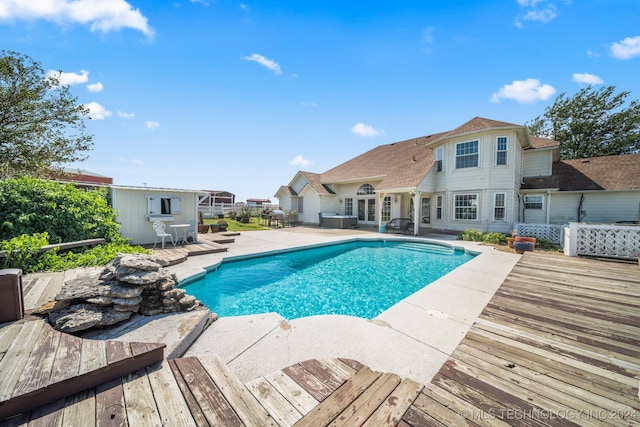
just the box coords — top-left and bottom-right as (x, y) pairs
(290, 155), (312, 167)
(87, 82), (103, 92)
(572, 72), (603, 85)
(610, 36), (640, 60)
(47, 69), (89, 85)
(0, 0), (154, 37)
(515, 0), (559, 27)
(83, 101), (112, 119)
(146, 120), (160, 130)
(117, 111), (135, 118)
(301, 101), (317, 107)
(490, 78), (556, 104)
(586, 49), (600, 58)
(523, 7), (556, 23)
(422, 26), (435, 45)
(242, 53), (282, 75)
(351, 123), (383, 137)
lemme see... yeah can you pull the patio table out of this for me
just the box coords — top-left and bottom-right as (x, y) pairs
(169, 224), (190, 245)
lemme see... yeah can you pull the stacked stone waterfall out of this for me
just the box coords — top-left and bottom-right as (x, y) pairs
(43, 253), (201, 333)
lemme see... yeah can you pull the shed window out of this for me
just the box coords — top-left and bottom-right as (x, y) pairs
(147, 196), (181, 216)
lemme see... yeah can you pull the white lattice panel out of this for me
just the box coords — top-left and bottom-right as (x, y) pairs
(515, 223), (564, 244)
(576, 226), (640, 259)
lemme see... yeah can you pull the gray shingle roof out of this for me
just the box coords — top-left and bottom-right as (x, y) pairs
(321, 133), (447, 191)
(522, 153), (640, 191)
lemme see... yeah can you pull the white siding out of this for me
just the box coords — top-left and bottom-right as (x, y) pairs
(276, 193), (293, 211)
(298, 187), (321, 224)
(429, 130), (521, 233)
(523, 150), (552, 177)
(550, 191), (640, 224)
(521, 192), (547, 224)
(112, 188), (199, 245)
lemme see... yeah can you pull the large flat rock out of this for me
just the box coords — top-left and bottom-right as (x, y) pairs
(80, 308), (214, 359)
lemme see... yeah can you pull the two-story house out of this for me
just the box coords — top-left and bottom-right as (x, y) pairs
(276, 117), (640, 235)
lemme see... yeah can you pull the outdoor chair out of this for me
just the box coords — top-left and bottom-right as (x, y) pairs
(152, 221), (175, 249)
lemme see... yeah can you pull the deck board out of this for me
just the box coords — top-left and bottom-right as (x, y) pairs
(2, 250), (639, 426)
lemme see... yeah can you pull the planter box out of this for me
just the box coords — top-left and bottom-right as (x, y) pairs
(197, 225), (210, 233)
(210, 224), (220, 233)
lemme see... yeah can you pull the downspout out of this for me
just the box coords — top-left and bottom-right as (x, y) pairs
(577, 193), (584, 222)
(546, 190), (551, 224)
(521, 193), (526, 223)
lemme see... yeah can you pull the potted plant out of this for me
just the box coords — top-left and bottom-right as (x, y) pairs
(209, 223), (220, 233)
(507, 229), (516, 248)
(218, 220), (228, 232)
(197, 224), (210, 233)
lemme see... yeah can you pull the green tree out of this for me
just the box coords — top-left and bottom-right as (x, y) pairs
(0, 50), (93, 178)
(527, 85), (640, 159)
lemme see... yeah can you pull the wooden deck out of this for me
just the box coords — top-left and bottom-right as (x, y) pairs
(1, 251), (639, 426)
(149, 232), (239, 265)
(0, 318), (165, 420)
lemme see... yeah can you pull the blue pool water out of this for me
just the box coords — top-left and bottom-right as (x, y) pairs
(183, 240), (474, 320)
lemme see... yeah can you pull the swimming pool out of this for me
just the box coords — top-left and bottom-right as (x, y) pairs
(183, 239), (475, 320)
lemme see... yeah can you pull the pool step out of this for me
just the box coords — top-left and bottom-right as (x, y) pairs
(393, 242), (455, 255)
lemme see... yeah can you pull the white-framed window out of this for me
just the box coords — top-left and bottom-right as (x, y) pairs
(435, 147), (443, 172)
(496, 136), (508, 166)
(436, 195), (443, 219)
(344, 198), (353, 215)
(524, 195), (543, 210)
(455, 140), (479, 169)
(356, 183), (375, 195)
(297, 196), (304, 214)
(454, 193), (478, 220)
(382, 196), (391, 222)
(147, 195), (181, 216)
(493, 193), (506, 222)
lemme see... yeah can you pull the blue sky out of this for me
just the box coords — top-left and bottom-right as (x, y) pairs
(1, 0), (639, 202)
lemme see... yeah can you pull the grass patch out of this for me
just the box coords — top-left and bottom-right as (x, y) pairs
(203, 217), (269, 231)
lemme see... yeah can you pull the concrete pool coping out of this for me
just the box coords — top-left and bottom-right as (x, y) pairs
(173, 228), (521, 385)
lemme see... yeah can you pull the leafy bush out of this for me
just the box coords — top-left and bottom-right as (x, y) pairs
(0, 231), (149, 273)
(0, 232), (56, 272)
(460, 229), (484, 241)
(483, 232), (508, 245)
(535, 238), (559, 250)
(0, 177), (121, 243)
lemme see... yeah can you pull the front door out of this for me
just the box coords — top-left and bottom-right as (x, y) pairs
(357, 198), (376, 224)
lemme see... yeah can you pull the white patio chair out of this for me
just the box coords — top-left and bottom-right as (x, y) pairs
(152, 221), (175, 249)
